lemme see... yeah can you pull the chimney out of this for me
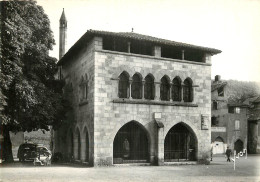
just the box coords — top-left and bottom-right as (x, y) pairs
(215, 75), (221, 82)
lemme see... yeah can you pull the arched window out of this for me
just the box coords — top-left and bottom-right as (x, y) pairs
(183, 78), (193, 102)
(80, 75), (88, 101)
(118, 72), (129, 98)
(172, 77), (181, 101)
(131, 73), (142, 99)
(144, 74), (155, 100)
(160, 76), (170, 101)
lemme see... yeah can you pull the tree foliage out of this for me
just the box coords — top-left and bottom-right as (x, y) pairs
(0, 0), (66, 161)
(224, 80), (260, 103)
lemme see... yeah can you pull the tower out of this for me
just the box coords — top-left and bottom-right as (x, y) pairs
(59, 8), (67, 59)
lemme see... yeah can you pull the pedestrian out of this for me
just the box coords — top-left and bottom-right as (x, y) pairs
(123, 138), (130, 158)
(226, 146), (232, 162)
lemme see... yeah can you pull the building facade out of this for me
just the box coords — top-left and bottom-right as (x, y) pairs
(211, 76), (248, 154)
(246, 96), (260, 154)
(54, 11), (221, 166)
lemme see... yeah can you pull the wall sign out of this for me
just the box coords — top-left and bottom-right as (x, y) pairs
(154, 112), (162, 119)
(211, 127), (226, 132)
(201, 115), (209, 130)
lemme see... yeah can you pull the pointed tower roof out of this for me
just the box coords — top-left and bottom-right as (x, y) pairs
(60, 8), (67, 22)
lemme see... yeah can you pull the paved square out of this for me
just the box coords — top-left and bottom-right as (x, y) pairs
(0, 155), (259, 182)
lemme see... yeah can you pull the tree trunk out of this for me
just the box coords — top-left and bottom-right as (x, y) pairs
(3, 126), (14, 162)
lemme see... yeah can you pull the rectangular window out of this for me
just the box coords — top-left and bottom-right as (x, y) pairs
(228, 107), (234, 113)
(211, 117), (218, 126)
(235, 120), (240, 130)
(235, 107), (240, 114)
(213, 101), (218, 110)
(218, 87), (224, 97)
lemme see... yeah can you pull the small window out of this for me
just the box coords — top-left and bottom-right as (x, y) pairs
(80, 75), (88, 101)
(160, 76), (170, 101)
(183, 78), (193, 102)
(228, 107), (234, 113)
(229, 107), (240, 114)
(235, 120), (240, 130)
(84, 84), (88, 99)
(213, 101), (218, 110)
(211, 116), (219, 126)
(118, 72), (129, 98)
(131, 73), (142, 99)
(218, 87), (224, 97)
(172, 77), (182, 101)
(235, 107), (240, 114)
(144, 75), (155, 100)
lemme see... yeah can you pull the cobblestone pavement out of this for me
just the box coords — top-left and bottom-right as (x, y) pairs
(0, 155), (259, 182)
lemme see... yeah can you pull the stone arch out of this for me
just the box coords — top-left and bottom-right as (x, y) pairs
(67, 127), (74, 161)
(112, 120), (150, 164)
(160, 75), (171, 101)
(83, 126), (90, 162)
(172, 76), (182, 101)
(74, 127), (81, 160)
(118, 71), (130, 98)
(112, 66), (133, 78)
(131, 72), (143, 99)
(183, 77), (193, 102)
(164, 122), (198, 161)
(215, 136), (225, 143)
(144, 73), (155, 100)
(234, 139), (244, 153)
(131, 72), (143, 80)
(212, 136), (225, 154)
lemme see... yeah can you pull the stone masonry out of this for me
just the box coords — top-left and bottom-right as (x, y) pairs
(55, 30), (221, 166)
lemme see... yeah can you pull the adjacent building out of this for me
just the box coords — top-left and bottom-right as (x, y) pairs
(246, 96), (260, 154)
(211, 75), (248, 154)
(54, 10), (222, 166)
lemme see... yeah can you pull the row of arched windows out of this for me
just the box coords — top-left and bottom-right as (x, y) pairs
(118, 72), (193, 102)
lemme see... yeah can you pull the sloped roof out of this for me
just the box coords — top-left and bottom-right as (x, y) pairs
(243, 96), (260, 105)
(244, 96), (260, 121)
(253, 96), (260, 103)
(60, 8), (67, 21)
(90, 30), (222, 53)
(211, 81), (227, 92)
(227, 102), (249, 108)
(57, 29), (221, 65)
(248, 109), (260, 121)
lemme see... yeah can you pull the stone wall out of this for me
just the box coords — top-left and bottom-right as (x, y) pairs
(211, 88), (248, 152)
(93, 42), (212, 166)
(54, 37), (97, 165)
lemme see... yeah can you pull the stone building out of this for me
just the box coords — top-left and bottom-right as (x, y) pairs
(245, 96), (260, 154)
(54, 10), (221, 166)
(211, 75), (248, 154)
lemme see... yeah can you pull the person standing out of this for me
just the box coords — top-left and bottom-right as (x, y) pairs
(123, 139), (130, 158)
(226, 146), (232, 162)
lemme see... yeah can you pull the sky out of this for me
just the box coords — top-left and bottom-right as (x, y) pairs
(37, 0), (260, 82)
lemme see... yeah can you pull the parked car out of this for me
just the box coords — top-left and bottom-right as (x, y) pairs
(17, 143), (52, 165)
(17, 143), (37, 162)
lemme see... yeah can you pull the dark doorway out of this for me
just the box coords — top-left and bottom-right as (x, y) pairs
(164, 123), (197, 162)
(234, 139), (243, 153)
(68, 129), (74, 160)
(113, 121), (149, 164)
(85, 128), (89, 162)
(76, 129), (81, 160)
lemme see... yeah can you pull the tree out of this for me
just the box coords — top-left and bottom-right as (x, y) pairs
(0, 0), (66, 162)
(225, 80), (260, 103)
